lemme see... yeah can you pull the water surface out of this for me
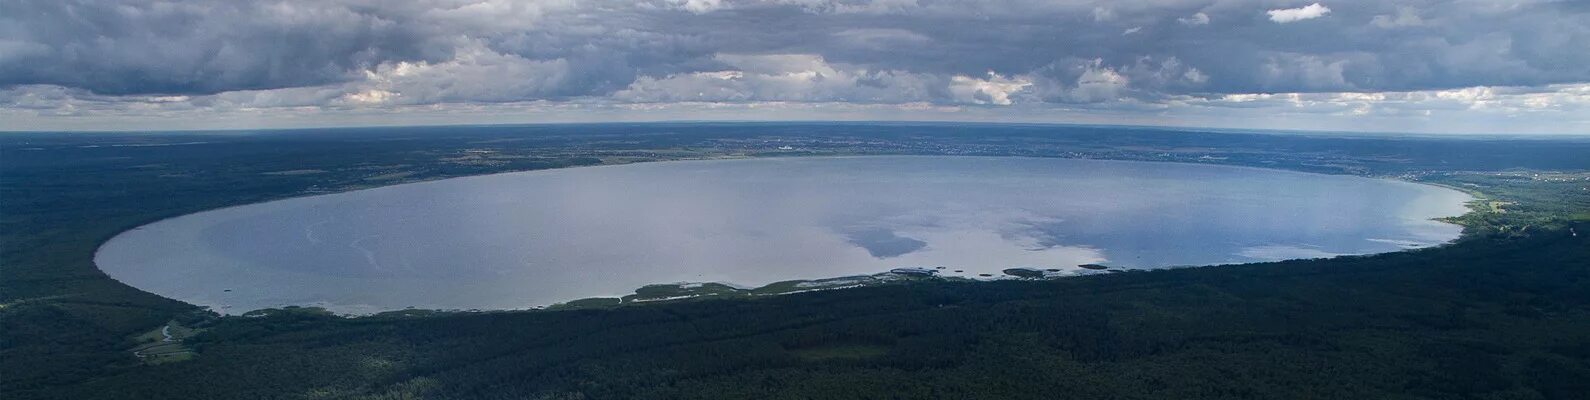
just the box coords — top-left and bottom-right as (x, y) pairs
(97, 157), (1471, 314)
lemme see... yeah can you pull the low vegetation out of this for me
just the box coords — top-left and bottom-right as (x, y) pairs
(129, 319), (202, 365)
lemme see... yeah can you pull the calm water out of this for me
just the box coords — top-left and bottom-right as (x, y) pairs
(96, 157), (1471, 314)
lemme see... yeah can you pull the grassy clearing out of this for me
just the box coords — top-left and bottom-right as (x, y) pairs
(129, 320), (202, 365)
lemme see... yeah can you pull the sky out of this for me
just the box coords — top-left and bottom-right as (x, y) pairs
(2, 0), (1588, 134)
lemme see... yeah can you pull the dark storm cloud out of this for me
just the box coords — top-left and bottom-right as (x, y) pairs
(1, 0), (1588, 106)
(0, 0), (457, 95)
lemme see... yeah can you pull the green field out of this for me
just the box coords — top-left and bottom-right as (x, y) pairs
(129, 320), (201, 365)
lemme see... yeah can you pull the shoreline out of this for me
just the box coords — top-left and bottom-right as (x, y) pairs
(89, 154), (1482, 317)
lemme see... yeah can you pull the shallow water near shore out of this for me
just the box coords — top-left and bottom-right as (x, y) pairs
(96, 156), (1472, 314)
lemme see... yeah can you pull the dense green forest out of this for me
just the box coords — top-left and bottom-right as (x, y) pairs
(3, 123), (1589, 399)
(23, 221), (1590, 399)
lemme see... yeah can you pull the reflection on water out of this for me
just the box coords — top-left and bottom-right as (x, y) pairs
(841, 228), (928, 258)
(96, 156), (1472, 314)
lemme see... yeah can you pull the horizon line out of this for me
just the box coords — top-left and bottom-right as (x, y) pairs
(3, 119), (1588, 140)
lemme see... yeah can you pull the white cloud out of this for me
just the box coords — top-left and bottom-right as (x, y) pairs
(422, 0), (575, 30)
(1122, 27), (1142, 35)
(949, 72), (1032, 105)
(1191, 83), (1590, 118)
(342, 42), (572, 105)
(771, 0), (921, 15)
(1091, 6), (1115, 22)
(1067, 63), (1130, 103)
(668, 0), (724, 14)
(613, 54), (1034, 106)
(613, 54), (943, 104)
(1268, 3), (1331, 23)
(341, 89), (399, 105)
(1178, 12), (1209, 26)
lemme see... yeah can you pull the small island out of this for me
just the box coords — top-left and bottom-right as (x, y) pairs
(1001, 268), (1046, 279)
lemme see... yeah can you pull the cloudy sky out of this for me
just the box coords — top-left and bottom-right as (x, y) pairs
(2, 0), (1588, 134)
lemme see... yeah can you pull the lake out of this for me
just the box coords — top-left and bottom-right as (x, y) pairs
(96, 156), (1472, 314)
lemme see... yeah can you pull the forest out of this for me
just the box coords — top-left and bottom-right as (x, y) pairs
(3, 123), (1588, 399)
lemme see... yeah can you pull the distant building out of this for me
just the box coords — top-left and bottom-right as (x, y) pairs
(890, 267), (938, 276)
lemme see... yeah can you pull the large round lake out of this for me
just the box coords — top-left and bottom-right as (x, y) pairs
(98, 156), (1472, 314)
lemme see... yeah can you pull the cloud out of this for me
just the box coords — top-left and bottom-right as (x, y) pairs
(766, 0), (921, 15)
(949, 72), (1031, 105)
(615, 53), (994, 106)
(1178, 12), (1209, 26)
(831, 28), (932, 50)
(338, 42), (574, 105)
(1188, 83), (1590, 117)
(668, 0), (725, 14)
(1372, 7), (1424, 29)
(0, 1), (461, 95)
(6, 0), (1586, 99)
(1268, 3), (1331, 23)
(1091, 6), (1115, 22)
(1066, 63), (1130, 103)
(1, 0), (1587, 133)
(1259, 54), (1351, 91)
